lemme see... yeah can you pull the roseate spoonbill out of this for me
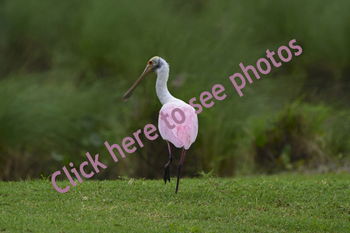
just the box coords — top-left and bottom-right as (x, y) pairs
(123, 56), (198, 193)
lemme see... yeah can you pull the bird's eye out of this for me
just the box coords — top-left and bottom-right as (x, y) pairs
(148, 61), (153, 65)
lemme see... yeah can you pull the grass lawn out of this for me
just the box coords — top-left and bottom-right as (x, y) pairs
(0, 173), (349, 232)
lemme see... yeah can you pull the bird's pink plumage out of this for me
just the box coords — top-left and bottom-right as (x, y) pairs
(158, 101), (198, 150)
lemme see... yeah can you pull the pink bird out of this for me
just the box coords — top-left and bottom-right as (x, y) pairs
(123, 56), (198, 193)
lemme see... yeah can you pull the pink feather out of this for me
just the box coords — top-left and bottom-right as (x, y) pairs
(158, 101), (198, 150)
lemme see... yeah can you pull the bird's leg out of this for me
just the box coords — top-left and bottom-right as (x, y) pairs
(164, 141), (173, 184)
(175, 149), (186, 194)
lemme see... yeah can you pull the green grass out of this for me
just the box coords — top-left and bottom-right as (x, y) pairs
(1, 174), (349, 232)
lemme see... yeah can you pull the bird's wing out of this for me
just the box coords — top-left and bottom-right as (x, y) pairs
(158, 102), (198, 150)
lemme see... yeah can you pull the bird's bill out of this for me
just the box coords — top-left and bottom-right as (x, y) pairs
(122, 65), (152, 101)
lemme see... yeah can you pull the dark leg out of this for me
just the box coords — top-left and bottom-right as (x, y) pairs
(175, 149), (186, 194)
(164, 141), (173, 184)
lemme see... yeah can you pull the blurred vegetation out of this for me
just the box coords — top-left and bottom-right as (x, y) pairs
(0, 0), (349, 181)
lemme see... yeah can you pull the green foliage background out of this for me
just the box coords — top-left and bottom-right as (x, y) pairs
(0, 0), (349, 181)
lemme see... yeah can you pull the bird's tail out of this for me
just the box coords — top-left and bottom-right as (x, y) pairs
(177, 125), (191, 150)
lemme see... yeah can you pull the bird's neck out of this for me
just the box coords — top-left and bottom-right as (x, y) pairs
(156, 64), (176, 105)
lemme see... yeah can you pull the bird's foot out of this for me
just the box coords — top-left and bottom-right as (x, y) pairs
(164, 165), (170, 184)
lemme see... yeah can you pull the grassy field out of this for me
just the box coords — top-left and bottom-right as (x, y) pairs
(0, 174), (349, 232)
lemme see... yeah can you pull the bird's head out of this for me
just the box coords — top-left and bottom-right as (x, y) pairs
(123, 56), (164, 101)
(148, 56), (163, 72)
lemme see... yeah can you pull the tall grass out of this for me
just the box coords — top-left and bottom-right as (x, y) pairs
(0, 0), (349, 180)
